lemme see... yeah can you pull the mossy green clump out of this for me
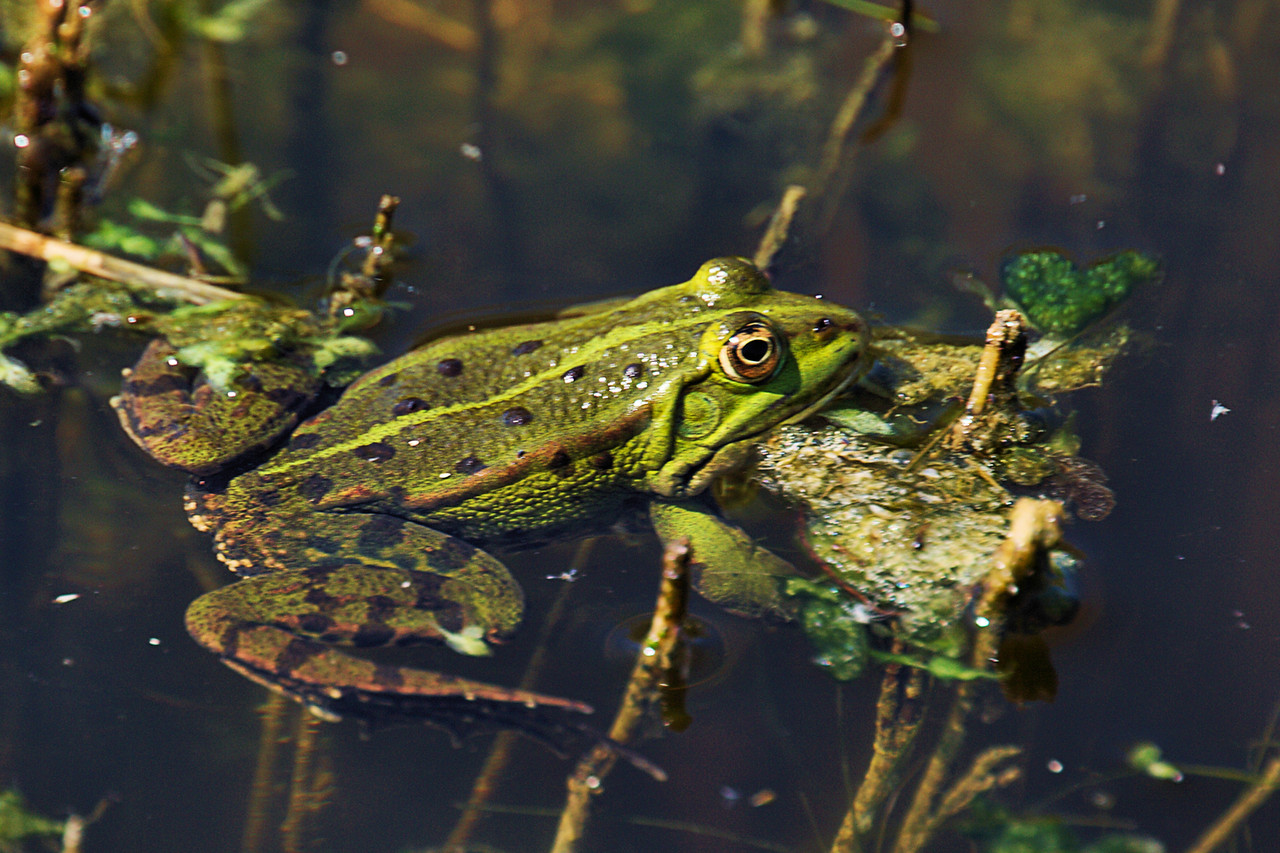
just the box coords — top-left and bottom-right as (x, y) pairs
(160, 300), (377, 392)
(1001, 250), (1160, 337)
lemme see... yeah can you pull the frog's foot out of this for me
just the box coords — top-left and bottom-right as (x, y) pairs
(185, 566), (592, 741)
(112, 339), (321, 475)
(649, 500), (799, 620)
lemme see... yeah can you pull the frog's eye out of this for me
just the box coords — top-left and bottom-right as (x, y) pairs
(719, 321), (783, 383)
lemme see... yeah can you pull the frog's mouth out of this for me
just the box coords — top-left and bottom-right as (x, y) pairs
(782, 356), (866, 426)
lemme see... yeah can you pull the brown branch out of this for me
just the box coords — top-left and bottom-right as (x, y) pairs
(0, 222), (244, 305)
(893, 499), (1061, 853)
(241, 694), (291, 853)
(753, 185), (807, 275)
(280, 712), (327, 853)
(813, 31), (899, 234)
(364, 0), (477, 52)
(444, 539), (593, 851)
(1184, 752), (1280, 853)
(550, 539), (689, 852)
(830, 662), (926, 852)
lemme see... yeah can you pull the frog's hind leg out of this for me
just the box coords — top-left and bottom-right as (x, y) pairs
(112, 339), (321, 476)
(185, 557), (592, 741)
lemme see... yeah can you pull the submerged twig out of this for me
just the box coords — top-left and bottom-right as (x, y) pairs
(365, 0), (478, 52)
(893, 499), (1060, 853)
(13, 0), (95, 230)
(930, 745), (1022, 825)
(749, 2), (914, 268)
(280, 712), (331, 853)
(813, 32), (899, 232)
(443, 539), (594, 851)
(198, 4), (252, 262)
(753, 185), (807, 275)
(550, 539), (690, 853)
(830, 662), (925, 851)
(741, 0), (773, 59)
(241, 694), (291, 853)
(0, 222), (244, 305)
(1141, 0), (1183, 70)
(1184, 752), (1280, 853)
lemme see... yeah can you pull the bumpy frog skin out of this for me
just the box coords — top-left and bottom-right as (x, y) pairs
(113, 258), (867, 730)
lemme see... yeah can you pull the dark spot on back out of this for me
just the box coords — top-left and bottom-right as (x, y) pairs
(357, 514), (406, 550)
(265, 387), (307, 407)
(296, 613), (334, 635)
(623, 362), (643, 379)
(297, 474), (333, 504)
(238, 374), (265, 393)
(433, 604), (465, 633)
(408, 572), (445, 600)
(352, 624), (396, 648)
(303, 586), (337, 608)
(257, 488), (283, 507)
(589, 452), (613, 470)
(366, 595), (398, 621)
(456, 455), (486, 475)
(290, 432), (321, 451)
(353, 441), (396, 463)
(548, 450), (571, 470)
(437, 358), (463, 377)
(562, 365), (585, 383)
(511, 339), (543, 356)
(124, 372), (190, 398)
(377, 372), (399, 387)
(503, 406), (534, 426)
(393, 396), (429, 416)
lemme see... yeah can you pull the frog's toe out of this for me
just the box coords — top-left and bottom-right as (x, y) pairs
(215, 625), (593, 749)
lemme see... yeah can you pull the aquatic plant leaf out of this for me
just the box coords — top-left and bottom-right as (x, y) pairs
(1001, 250), (1160, 337)
(0, 788), (65, 843)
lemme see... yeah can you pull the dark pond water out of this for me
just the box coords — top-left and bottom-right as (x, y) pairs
(3, 1), (1279, 852)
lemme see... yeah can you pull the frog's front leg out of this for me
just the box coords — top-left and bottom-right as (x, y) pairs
(185, 517), (591, 726)
(649, 500), (799, 620)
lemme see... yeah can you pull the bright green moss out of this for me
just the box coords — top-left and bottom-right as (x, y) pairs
(1001, 250), (1160, 336)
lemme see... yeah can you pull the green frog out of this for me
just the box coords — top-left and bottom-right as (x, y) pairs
(112, 258), (867, 732)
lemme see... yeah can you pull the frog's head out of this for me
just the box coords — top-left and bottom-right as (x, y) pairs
(648, 258), (868, 498)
